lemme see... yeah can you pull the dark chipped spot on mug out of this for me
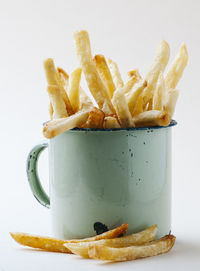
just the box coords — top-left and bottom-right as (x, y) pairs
(129, 149), (131, 152)
(122, 152), (124, 154)
(143, 142), (146, 145)
(131, 153), (133, 157)
(94, 222), (109, 235)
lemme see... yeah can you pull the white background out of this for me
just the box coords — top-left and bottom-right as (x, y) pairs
(0, 0), (200, 270)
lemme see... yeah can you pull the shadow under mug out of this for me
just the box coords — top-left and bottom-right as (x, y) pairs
(26, 121), (177, 239)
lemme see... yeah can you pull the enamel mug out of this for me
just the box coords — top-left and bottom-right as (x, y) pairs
(26, 121), (177, 239)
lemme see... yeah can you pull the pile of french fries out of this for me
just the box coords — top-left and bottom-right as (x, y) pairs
(10, 224), (176, 262)
(42, 30), (188, 139)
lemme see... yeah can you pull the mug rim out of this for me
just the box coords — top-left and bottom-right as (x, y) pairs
(70, 119), (177, 132)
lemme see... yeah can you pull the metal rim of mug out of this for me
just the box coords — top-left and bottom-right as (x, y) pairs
(43, 120), (177, 132)
(70, 119), (177, 132)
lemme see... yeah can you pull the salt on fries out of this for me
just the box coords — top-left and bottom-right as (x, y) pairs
(64, 224), (157, 258)
(42, 30), (188, 138)
(88, 234), (176, 262)
(10, 223), (128, 253)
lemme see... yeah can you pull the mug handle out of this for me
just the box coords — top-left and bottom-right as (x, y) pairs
(26, 142), (50, 208)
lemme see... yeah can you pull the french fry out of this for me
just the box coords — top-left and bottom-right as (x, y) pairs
(47, 85), (68, 119)
(127, 69), (142, 80)
(112, 89), (135, 128)
(127, 80), (147, 115)
(143, 40), (170, 105)
(103, 116), (120, 129)
(79, 87), (93, 110)
(10, 224), (128, 254)
(94, 55), (115, 98)
(133, 110), (170, 127)
(88, 234), (176, 262)
(57, 67), (69, 91)
(68, 67), (82, 112)
(163, 89), (179, 117)
(64, 225), (157, 258)
(74, 30), (115, 115)
(132, 93), (144, 116)
(49, 103), (53, 119)
(71, 223), (128, 242)
(152, 72), (165, 111)
(44, 59), (74, 116)
(10, 232), (72, 253)
(123, 69), (142, 95)
(108, 58), (124, 89)
(147, 98), (153, 110)
(57, 67), (69, 80)
(43, 58), (58, 85)
(165, 43), (188, 89)
(86, 107), (105, 128)
(43, 110), (90, 139)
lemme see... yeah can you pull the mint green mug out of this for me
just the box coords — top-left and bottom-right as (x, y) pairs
(27, 121), (177, 239)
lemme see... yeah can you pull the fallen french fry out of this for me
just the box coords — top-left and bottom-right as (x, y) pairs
(163, 89), (179, 117)
(123, 69), (142, 95)
(47, 85), (68, 119)
(68, 67), (82, 112)
(10, 232), (72, 253)
(88, 234), (176, 262)
(74, 30), (115, 115)
(79, 87), (93, 110)
(143, 40), (170, 105)
(94, 55), (115, 98)
(152, 72), (165, 111)
(103, 116), (120, 129)
(165, 43), (188, 90)
(133, 110), (170, 127)
(86, 107), (105, 128)
(43, 110), (90, 138)
(127, 80), (147, 115)
(112, 89), (135, 128)
(64, 225), (157, 258)
(10, 224), (128, 254)
(71, 223), (128, 243)
(108, 58), (124, 89)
